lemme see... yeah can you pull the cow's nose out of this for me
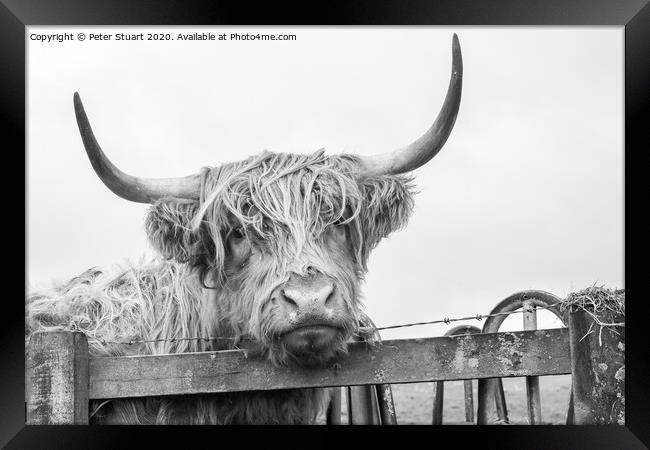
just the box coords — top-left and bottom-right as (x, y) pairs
(280, 283), (335, 310)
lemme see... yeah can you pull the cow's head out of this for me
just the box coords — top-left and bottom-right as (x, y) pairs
(73, 35), (462, 367)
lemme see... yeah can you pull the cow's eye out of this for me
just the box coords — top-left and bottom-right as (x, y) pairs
(230, 227), (245, 240)
(333, 217), (349, 227)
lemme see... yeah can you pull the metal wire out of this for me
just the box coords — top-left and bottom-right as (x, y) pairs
(93, 336), (243, 346)
(374, 301), (563, 331)
(88, 301), (565, 346)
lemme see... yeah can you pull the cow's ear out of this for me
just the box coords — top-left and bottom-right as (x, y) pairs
(145, 200), (210, 265)
(355, 175), (416, 265)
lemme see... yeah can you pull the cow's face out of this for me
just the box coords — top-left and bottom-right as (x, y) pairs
(145, 151), (414, 366)
(72, 34), (462, 366)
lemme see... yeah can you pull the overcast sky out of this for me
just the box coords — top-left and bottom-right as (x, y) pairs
(27, 27), (623, 339)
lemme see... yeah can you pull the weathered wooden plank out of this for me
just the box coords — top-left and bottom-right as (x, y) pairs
(568, 309), (625, 424)
(26, 331), (89, 424)
(87, 328), (570, 400)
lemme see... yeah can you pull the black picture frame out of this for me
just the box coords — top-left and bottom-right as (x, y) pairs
(3, 0), (647, 448)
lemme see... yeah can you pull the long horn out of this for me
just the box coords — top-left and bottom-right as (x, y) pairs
(73, 92), (201, 203)
(357, 34), (463, 177)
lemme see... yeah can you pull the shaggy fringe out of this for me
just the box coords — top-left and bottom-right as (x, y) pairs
(146, 150), (416, 281)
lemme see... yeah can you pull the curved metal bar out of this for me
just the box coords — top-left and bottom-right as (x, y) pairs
(476, 290), (567, 425)
(481, 290), (567, 334)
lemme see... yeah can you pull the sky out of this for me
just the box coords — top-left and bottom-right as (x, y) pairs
(26, 26), (624, 339)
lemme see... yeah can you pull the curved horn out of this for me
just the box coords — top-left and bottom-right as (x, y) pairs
(73, 92), (201, 203)
(357, 34), (463, 177)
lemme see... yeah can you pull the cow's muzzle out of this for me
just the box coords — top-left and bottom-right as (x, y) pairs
(271, 272), (348, 359)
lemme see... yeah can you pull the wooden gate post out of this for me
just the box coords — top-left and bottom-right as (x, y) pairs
(26, 331), (89, 424)
(568, 308), (625, 424)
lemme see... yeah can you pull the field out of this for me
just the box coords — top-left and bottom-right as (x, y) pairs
(334, 374), (573, 425)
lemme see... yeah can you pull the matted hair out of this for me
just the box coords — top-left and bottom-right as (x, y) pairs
(146, 149), (415, 284)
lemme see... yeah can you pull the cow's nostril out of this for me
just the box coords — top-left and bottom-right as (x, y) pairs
(324, 286), (336, 306)
(281, 289), (299, 309)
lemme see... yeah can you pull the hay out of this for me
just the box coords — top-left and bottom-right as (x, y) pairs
(562, 285), (624, 322)
(560, 284), (625, 346)
(562, 285), (625, 318)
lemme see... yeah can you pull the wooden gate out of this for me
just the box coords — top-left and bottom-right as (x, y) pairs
(25, 291), (624, 425)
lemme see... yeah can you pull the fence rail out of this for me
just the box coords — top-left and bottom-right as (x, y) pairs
(25, 296), (624, 425)
(87, 328), (570, 399)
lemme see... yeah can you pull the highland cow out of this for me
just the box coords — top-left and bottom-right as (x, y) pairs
(26, 34), (463, 424)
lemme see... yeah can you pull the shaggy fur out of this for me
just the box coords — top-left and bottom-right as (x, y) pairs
(26, 150), (416, 424)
